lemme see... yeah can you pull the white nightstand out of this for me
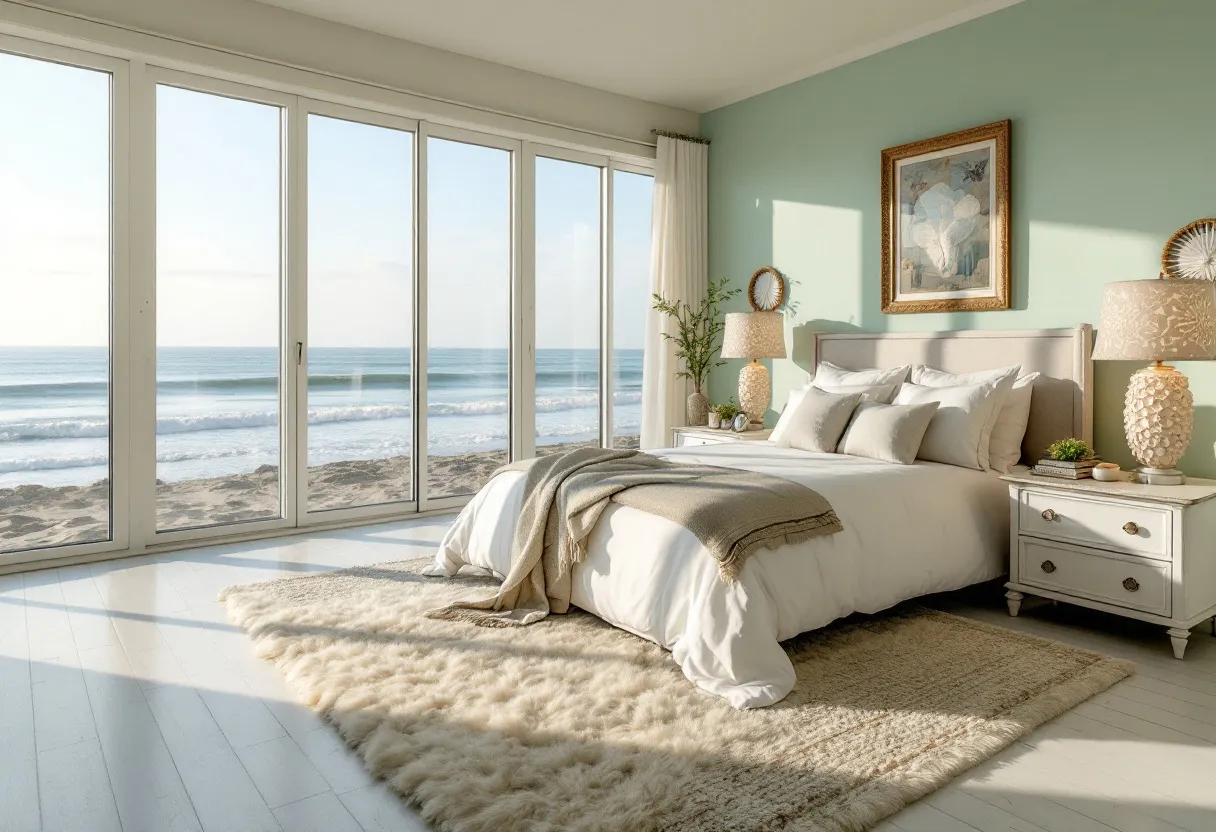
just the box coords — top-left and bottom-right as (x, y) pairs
(671, 426), (773, 448)
(1002, 472), (1216, 659)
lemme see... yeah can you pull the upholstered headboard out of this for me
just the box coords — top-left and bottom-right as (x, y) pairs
(812, 326), (1093, 464)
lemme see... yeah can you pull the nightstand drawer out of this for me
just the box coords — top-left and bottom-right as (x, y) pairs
(1019, 489), (1171, 560)
(1017, 538), (1171, 617)
(675, 435), (722, 447)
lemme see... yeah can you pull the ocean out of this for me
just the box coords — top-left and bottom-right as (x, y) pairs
(0, 346), (642, 488)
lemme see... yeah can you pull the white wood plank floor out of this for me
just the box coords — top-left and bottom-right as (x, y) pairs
(2, 516), (1215, 832)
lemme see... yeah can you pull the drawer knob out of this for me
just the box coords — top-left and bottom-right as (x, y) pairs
(1123, 577), (1140, 592)
(1040, 560), (1057, 573)
(1041, 508), (1058, 521)
(1123, 522), (1139, 535)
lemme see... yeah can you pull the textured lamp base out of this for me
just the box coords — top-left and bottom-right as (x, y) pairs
(1124, 363), (1193, 485)
(738, 360), (771, 428)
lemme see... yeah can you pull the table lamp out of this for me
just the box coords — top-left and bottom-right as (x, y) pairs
(721, 311), (787, 428)
(1092, 278), (1216, 485)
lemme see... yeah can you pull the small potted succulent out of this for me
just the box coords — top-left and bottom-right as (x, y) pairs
(1047, 437), (1096, 463)
(1036, 438), (1099, 480)
(708, 399), (740, 430)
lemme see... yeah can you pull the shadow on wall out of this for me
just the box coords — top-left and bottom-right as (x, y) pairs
(791, 319), (866, 375)
(1192, 406), (1216, 479)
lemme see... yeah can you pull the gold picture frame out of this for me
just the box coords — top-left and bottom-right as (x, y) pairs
(881, 120), (1011, 314)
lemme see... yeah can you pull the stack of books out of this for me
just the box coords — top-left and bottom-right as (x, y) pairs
(1032, 458), (1097, 479)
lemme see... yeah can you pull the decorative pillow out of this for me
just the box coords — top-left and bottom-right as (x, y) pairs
(812, 360), (910, 388)
(811, 382), (898, 404)
(989, 373), (1039, 472)
(837, 401), (940, 465)
(769, 388), (809, 446)
(771, 387), (862, 453)
(910, 364), (1028, 471)
(893, 381), (1006, 470)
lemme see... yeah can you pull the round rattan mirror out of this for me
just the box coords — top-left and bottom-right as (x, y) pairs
(748, 266), (786, 311)
(1162, 218), (1216, 280)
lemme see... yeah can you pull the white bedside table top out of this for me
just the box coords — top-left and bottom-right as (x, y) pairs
(1000, 470), (1216, 506)
(673, 427), (773, 441)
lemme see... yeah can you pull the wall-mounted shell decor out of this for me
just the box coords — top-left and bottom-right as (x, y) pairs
(1163, 218), (1216, 280)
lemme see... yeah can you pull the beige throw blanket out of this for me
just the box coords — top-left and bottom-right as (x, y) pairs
(426, 447), (842, 628)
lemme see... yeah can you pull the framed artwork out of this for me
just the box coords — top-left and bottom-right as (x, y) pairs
(881, 120), (1010, 314)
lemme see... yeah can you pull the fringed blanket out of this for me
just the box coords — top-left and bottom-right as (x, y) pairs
(426, 447), (841, 627)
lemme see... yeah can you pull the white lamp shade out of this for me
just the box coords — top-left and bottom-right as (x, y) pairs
(1092, 279), (1216, 362)
(721, 311), (786, 359)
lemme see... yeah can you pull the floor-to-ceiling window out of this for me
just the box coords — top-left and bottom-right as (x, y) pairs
(155, 82), (285, 532)
(534, 155), (602, 456)
(0, 25), (656, 565)
(611, 169), (654, 449)
(425, 133), (514, 500)
(305, 110), (415, 513)
(0, 50), (116, 555)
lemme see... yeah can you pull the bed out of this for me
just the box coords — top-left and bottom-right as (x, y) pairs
(430, 326), (1094, 708)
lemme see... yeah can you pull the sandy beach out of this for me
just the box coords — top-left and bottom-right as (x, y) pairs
(1, 437), (639, 554)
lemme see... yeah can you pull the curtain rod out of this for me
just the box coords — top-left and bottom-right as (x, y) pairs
(651, 129), (710, 145)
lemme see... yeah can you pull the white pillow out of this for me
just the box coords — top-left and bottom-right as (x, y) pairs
(770, 383), (897, 445)
(910, 364), (1028, 471)
(773, 387), (862, 453)
(893, 381), (1006, 470)
(811, 382), (898, 404)
(769, 388), (809, 446)
(989, 373), (1039, 472)
(837, 401), (940, 465)
(813, 360), (910, 388)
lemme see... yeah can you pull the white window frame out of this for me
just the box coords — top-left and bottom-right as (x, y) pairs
(294, 98), (421, 526)
(0, 35), (131, 567)
(141, 67), (298, 546)
(420, 124), (522, 514)
(525, 144), (610, 456)
(605, 161), (655, 449)
(0, 18), (654, 572)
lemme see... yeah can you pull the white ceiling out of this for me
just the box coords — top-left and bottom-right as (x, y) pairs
(250, 0), (1021, 113)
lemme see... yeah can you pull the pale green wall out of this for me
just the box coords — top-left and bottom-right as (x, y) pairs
(701, 0), (1216, 477)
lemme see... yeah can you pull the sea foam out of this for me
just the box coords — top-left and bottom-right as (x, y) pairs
(0, 392), (641, 441)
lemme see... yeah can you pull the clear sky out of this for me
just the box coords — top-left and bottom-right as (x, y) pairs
(0, 52), (653, 351)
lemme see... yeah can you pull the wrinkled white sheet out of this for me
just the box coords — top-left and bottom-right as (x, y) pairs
(429, 443), (1009, 709)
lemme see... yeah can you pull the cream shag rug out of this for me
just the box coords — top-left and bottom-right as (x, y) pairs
(220, 559), (1133, 832)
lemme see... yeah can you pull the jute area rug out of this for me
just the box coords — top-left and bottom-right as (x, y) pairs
(220, 559), (1133, 832)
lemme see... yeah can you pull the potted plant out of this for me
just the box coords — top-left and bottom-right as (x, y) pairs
(652, 277), (741, 426)
(708, 400), (740, 430)
(1046, 437), (1097, 463)
(1036, 437), (1099, 479)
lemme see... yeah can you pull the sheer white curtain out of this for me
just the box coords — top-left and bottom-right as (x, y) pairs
(640, 135), (708, 449)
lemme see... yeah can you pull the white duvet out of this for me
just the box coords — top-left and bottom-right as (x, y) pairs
(428, 443), (1009, 709)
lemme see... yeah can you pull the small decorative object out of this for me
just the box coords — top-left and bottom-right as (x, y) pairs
(1033, 438), (1098, 479)
(653, 277), (741, 427)
(720, 311), (787, 427)
(748, 267), (786, 311)
(1092, 462), (1123, 482)
(731, 413), (750, 432)
(1162, 218), (1216, 281)
(1093, 278), (1216, 485)
(710, 399), (740, 431)
(881, 120), (1011, 314)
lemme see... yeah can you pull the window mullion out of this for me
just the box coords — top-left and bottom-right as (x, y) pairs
(601, 163), (614, 449)
(517, 142), (537, 462)
(127, 57), (158, 554)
